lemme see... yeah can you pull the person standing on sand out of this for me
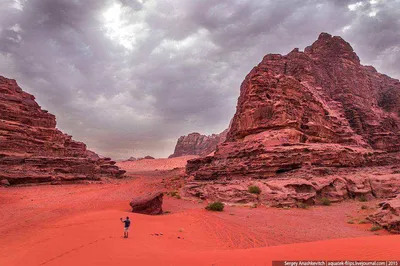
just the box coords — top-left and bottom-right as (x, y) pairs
(120, 216), (131, 238)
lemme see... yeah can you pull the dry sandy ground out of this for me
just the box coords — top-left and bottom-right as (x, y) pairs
(1, 159), (399, 265)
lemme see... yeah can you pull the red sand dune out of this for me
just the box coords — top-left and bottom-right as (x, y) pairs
(117, 155), (198, 172)
(1, 172), (398, 266)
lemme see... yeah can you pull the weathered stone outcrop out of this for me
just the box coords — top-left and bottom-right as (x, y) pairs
(0, 76), (125, 185)
(184, 33), (400, 207)
(169, 129), (228, 158)
(183, 167), (400, 207)
(369, 194), (400, 234)
(130, 192), (163, 215)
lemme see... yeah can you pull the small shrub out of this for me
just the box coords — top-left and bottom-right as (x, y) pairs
(206, 201), (224, 212)
(297, 202), (309, 209)
(361, 205), (368, 210)
(169, 191), (178, 197)
(370, 225), (382, 232)
(321, 197), (331, 206)
(359, 195), (368, 202)
(248, 185), (261, 195)
(169, 191), (181, 199)
(392, 170), (400, 174)
(359, 220), (368, 224)
(347, 220), (355, 224)
(163, 211), (171, 214)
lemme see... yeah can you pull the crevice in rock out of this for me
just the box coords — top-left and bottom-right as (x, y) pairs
(367, 178), (377, 198)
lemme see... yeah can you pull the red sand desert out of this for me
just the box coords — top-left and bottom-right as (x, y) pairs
(1, 158), (399, 266)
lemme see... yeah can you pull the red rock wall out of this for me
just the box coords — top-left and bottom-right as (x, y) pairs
(0, 76), (125, 185)
(227, 33), (400, 150)
(185, 33), (400, 204)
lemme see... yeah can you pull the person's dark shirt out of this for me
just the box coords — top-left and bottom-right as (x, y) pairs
(124, 220), (131, 227)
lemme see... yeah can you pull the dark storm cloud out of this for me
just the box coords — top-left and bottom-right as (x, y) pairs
(0, 0), (399, 159)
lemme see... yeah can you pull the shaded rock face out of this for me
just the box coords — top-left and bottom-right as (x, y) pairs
(130, 192), (163, 215)
(169, 129), (228, 158)
(369, 195), (400, 234)
(184, 33), (400, 207)
(0, 76), (125, 185)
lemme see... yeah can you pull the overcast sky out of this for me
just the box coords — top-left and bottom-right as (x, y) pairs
(0, 0), (399, 159)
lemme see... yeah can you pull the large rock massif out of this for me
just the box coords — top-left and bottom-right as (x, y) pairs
(184, 33), (400, 207)
(169, 130), (228, 158)
(0, 76), (125, 185)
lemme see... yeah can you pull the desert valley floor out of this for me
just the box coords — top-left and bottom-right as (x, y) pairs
(1, 157), (399, 266)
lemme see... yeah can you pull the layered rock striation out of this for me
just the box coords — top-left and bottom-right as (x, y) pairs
(184, 33), (400, 207)
(0, 76), (125, 185)
(169, 130), (228, 158)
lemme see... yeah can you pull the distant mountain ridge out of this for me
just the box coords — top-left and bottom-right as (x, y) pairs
(169, 129), (228, 158)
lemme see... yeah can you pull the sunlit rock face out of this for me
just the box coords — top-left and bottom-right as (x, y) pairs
(183, 33), (400, 206)
(169, 130), (228, 158)
(0, 76), (125, 185)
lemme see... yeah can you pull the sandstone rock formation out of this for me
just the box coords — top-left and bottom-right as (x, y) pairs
(130, 192), (163, 215)
(184, 33), (400, 207)
(369, 194), (400, 233)
(0, 179), (10, 187)
(0, 76), (125, 185)
(169, 129), (228, 158)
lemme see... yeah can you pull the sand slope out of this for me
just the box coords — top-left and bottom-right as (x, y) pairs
(117, 155), (197, 172)
(2, 208), (399, 266)
(1, 171), (398, 266)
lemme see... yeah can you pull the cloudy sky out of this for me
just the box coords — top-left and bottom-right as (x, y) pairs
(0, 0), (399, 159)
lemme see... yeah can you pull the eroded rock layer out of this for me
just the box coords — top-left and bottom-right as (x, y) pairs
(369, 194), (400, 233)
(0, 76), (125, 185)
(184, 33), (400, 207)
(169, 130), (228, 158)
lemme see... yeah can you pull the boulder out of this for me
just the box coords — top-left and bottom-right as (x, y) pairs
(1, 179), (10, 187)
(130, 192), (164, 215)
(369, 195), (400, 233)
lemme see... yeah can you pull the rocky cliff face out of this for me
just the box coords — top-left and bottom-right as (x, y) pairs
(184, 33), (400, 207)
(169, 129), (228, 158)
(0, 76), (125, 185)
